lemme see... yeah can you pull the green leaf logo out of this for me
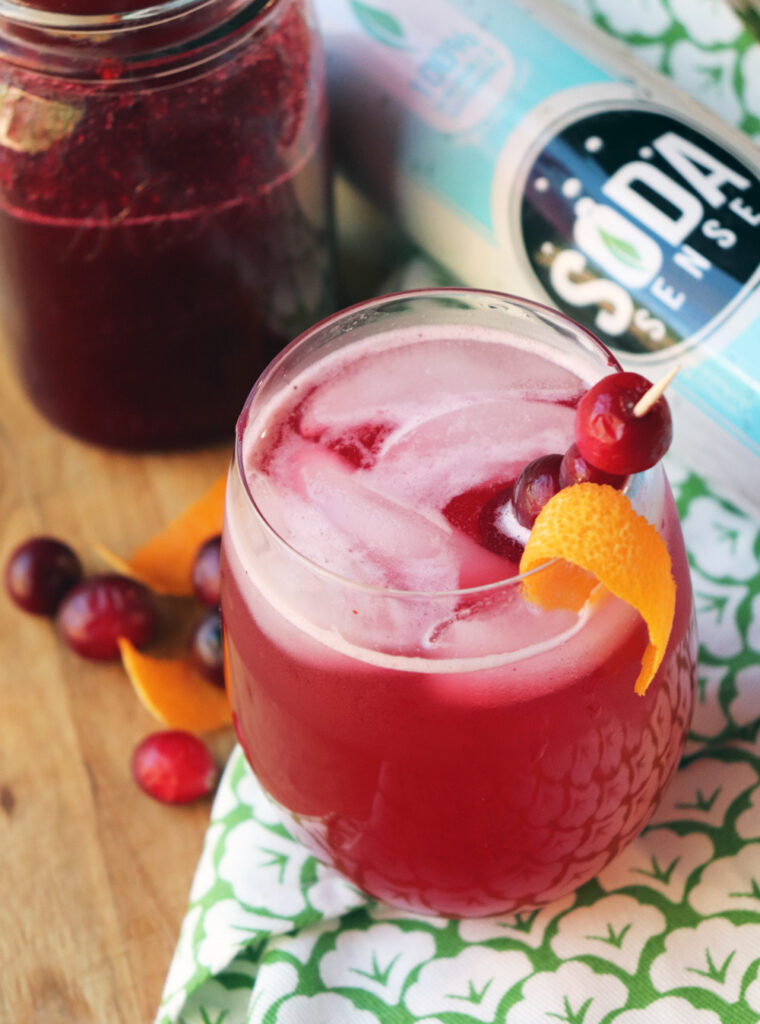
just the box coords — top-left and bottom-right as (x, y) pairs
(597, 226), (645, 271)
(350, 1), (407, 48)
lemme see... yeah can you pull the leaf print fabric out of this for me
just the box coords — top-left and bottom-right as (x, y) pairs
(506, 962), (628, 1024)
(153, 463), (760, 1024)
(650, 920), (760, 1002)
(585, 0), (760, 137)
(594, 0), (672, 38)
(550, 895), (667, 973)
(597, 828), (715, 902)
(319, 926), (437, 1003)
(154, 3), (760, 1020)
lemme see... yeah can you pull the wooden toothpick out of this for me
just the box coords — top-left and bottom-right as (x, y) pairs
(633, 365), (680, 418)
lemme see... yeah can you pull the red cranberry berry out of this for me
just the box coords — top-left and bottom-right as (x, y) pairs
(478, 486), (526, 562)
(189, 609), (225, 688)
(559, 443), (627, 490)
(5, 536), (83, 615)
(131, 730), (217, 804)
(192, 535), (222, 607)
(58, 574), (157, 660)
(513, 454), (563, 528)
(575, 372), (672, 475)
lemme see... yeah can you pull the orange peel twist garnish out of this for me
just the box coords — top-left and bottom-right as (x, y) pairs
(519, 483), (675, 695)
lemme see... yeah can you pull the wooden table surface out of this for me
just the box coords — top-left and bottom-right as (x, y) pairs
(0, 183), (407, 1024)
(0, 348), (238, 1023)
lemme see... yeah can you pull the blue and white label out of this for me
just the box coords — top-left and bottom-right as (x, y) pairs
(318, 0), (760, 475)
(323, 0), (515, 133)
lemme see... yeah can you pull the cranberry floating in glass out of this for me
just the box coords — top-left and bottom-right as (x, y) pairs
(221, 290), (697, 917)
(0, 0), (333, 449)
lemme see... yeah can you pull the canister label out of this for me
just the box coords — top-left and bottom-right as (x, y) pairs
(519, 107), (760, 358)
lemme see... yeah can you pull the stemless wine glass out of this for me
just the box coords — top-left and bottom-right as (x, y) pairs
(221, 289), (696, 918)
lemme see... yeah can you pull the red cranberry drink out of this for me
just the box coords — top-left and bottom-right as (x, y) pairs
(222, 290), (696, 917)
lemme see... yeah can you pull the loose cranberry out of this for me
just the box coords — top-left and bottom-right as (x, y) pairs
(478, 486), (526, 562)
(192, 535), (222, 607)
(575, 372), (672, 475)
(189, 609), (225, 688)
(5, 536), (82, 615)
(131, 730), (217, 804)
(559, 443), (627, 490)
(58, 574), (157, 660)
(513, 454), (563, 528)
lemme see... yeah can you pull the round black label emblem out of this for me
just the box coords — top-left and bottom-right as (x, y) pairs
(520, 108), (760, 355)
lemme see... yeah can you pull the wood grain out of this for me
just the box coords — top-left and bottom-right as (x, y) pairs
(0, 344), (235, 1023)
(0, 179), (404, 1022)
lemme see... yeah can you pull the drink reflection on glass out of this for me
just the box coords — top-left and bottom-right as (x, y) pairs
(221, 290), (696, 918)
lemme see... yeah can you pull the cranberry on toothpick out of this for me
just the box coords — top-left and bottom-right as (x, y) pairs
(575, 370), (674, 476)
(559, 443), (627, 490)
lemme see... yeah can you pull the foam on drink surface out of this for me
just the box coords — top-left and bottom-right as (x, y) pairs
(226, 324), (642, 687)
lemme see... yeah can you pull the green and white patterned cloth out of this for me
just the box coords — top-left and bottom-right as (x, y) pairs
(565, 0), (760, 140)
(156, 4), (760, 1022)
(156, 465), (760, 1024)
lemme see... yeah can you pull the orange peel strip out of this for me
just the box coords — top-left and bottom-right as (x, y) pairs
(96, 472), (227, 595)
(119, 638), (233, 732)
(519, 483), (675, 695)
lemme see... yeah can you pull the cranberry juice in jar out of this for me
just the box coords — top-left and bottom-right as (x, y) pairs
(0, 0), (332, 449)
(221, 290), (696, 917)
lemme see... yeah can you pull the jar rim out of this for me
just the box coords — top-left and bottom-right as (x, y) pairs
(0, 0), (272, 34)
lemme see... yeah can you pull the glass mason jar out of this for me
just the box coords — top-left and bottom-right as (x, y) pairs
(221, 289), (697, 918)
(0, 0), (333, 449)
